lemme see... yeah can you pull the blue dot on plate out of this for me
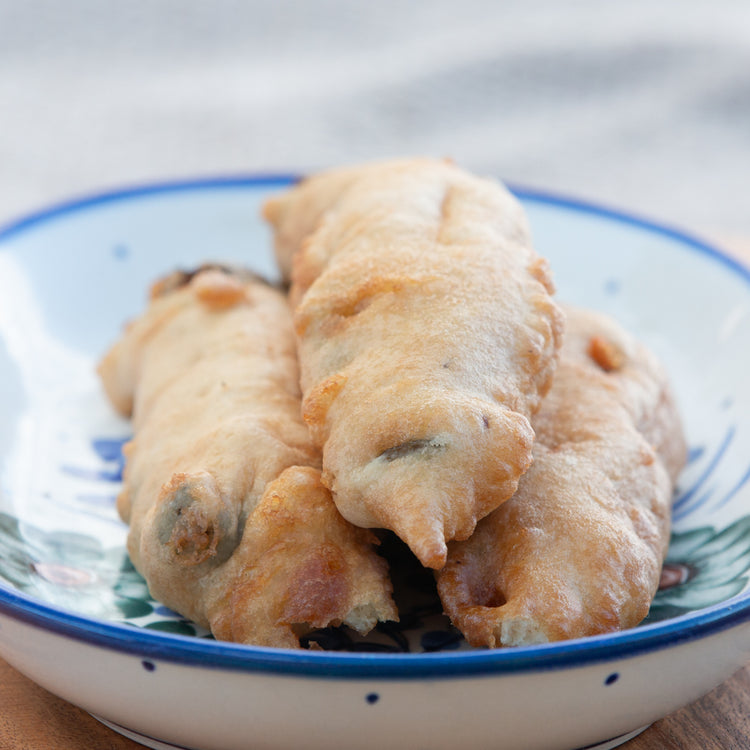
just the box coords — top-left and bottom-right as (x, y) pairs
(142, 660), (156, 672)
(605, 672), (619, 686)
(365, 692), (380, 704)
(604, 278), (621, 295)
(113, 244), (130, 260)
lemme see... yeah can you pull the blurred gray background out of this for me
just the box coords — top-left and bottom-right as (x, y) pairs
(0, 0), (748, 242)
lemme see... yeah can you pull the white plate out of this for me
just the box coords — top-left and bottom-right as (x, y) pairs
(1, 176), (749, 750)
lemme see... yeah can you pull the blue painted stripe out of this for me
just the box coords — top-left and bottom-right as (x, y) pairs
(1, 578), (749, 678)
(672, 427), (735, 515)
(713, 461), (750, 512)
(510, 182), (750, 286)
(0, 173), (298, 245)
(1, 173), (749, 293)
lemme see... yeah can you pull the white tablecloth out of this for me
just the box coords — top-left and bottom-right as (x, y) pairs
(1, 0), (748, 240)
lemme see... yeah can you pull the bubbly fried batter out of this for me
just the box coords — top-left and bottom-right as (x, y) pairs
(263, 158), (564, 569)
(436, 306), (687, 647)
(98, 267), (396, 647)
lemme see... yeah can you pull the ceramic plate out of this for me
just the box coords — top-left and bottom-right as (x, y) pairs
(1, 175), (749, 750)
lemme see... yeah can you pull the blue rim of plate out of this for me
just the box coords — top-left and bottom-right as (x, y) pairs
(1, 173), (750, 680)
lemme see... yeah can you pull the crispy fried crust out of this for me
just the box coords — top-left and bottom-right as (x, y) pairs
(206, 465), (395, 648)
(263, 158), (564, 569)
(436, 306), (687, 647)
(98, 267), (396, 647)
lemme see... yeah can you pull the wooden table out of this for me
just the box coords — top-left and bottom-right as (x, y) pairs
(1, 236), (749, 749)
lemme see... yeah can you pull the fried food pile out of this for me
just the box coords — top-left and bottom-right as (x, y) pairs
(98, 158), (687, 649)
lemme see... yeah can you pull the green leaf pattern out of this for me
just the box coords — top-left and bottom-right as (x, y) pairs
(0, 511), (205, 635)
(645, 515), (750, 624)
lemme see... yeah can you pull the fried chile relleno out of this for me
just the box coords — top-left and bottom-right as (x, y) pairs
(263, 158), (564, 569)
(436, 306), (687, 647)
(98, 267), (396, 647)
